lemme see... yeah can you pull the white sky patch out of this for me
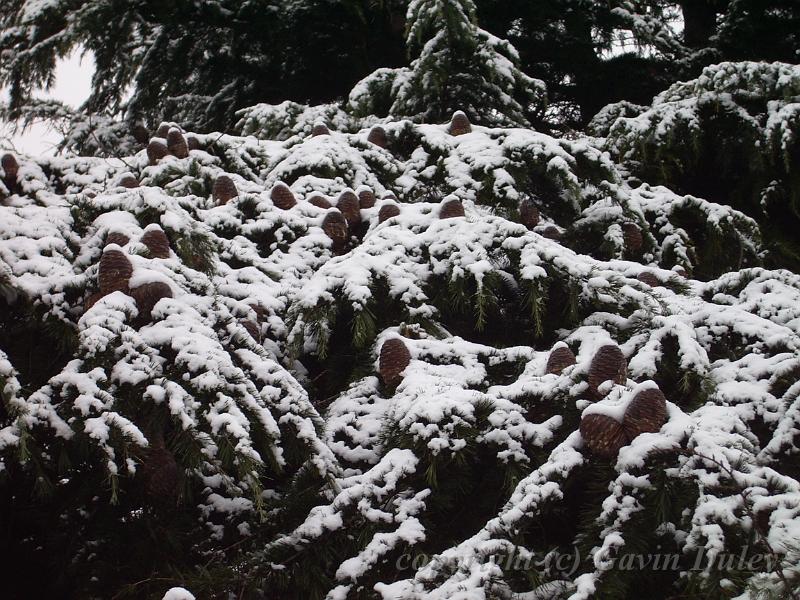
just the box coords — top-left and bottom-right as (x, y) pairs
(1, 48), (95, 156)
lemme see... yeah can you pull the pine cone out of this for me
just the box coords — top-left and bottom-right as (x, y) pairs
(141, 227), (171, 259)
(337, 190), (361, 226)
(167, 128), (189, 159)
(367, 125), (388, 148)
(580, 413), (627, 458)
(588, 344), (627, 399)
(131, 124), (149, 144)
(118, 173), (140, 189)
(83, 291), (106, 313)
(155, 123), (172, 138)
(311, 122), (330, 136)
(378, 203), (401, 223)
(240, 319), (261, 343)
(2, 153), (19, 180)
(673, 265), (687, 278)
(141, 439), (180, 506)
(186, 135), (201, 152)
(379, 338), (411, 386)
(213, 175), (238, 205)
(130, 281), (173, 321)
(439, 198), (465, 219)
(519, 198), (540, 229)
(637, 272), (660, 288)
(448, 111), (472, 136)
(541, 225), (561, 240)
(357, 187), (376, 209)
(104, 232), (130, 248)
(147, 140), (169, 165)
(308, 193), (332, 210)
(98, 249), (133, 295)
(271, 182), (296, 210)
(322, 211), (349, 248)
(622, 386), (667, 441)
(623, 223), (643, 254)
(546, 344), (576, 375)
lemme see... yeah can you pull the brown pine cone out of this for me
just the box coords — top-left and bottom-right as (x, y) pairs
(167, 128), (189, 159)
(98, 249), (133, 295)
(83, 291), (106, 313)
(540, 225), (562, 240)
(104, 231), (130, 248)
(155, 123), (171, 138)
(448, 111), (472, 136)
(588, 344), (627, 399)
(213, 175), (238, 205)
(141, 438), (180, 506)
(357, 187), (376, 209)
(131, 124), (150, 144)
(580, 413), (627, 459)
(240, 319), (261, 343)
(322, 211), (349, 249)
(118, 173), (140, 189)
(311, 122), (330, 136)
(439, 198), (465, 219)
(519, 198), (540, 229)
(186, 135), (202, 152)
(2, 153), (19, 180)
(637, 272), (660, 288)
(378, 203), (401, 223)
(130, 281), (173, 321)
(271, 182), (296, 210)
(623, 223), (643, 254)
(546, 344), (576, 375)
(337, 190), (361, 226)
(622, 386), (668, 441)
(367, 125), (388, 148)
(147, 140), (169, 165)
(141, 227), (171, 259)
(308, 193), (332, 210)
(379, 338), (411, 386)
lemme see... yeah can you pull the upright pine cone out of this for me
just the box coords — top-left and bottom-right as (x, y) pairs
(141, 227), (171, 259)
(240, 319), (262, 343)
(155, 123), (172, 138)
(587, 344), (627, 399)
(118, 173), (140, 189)
(167, 128), (189, 159)
(141, 436), (180, 506)
(322, 211), (349, 249)
(308, 193), (332, 210)
(311, 121), (330, 136)
(622, 386), (668, 441)
(378, 203), (401, 223)
(367, 125), (388, 148)
(637, 271), (660, 288)
(83, 291), (106, 313)
(541, 225), (561, 240)
(213, 175), (238, 205)
(448, 111), (472, 136)
(147, 140), (169, 165)
(337, 190), (361, 226)
(130, 281), (173, 321)
(186, 135), (201, 152)
(131, 124), (149, 144)
(580, 413), (627, 459)
(546, 344), (577, 375)
(98, 248), (133, 295)
(439, 197), (465, 219)
(379, 338), (411, 386)
(271, 182), (297, 210)
(623, 223), (643, 254)
(357, 187), (376, 209)
(519, 198), (540, 229)
(105, 231), (130, 248)
(2, 153), (19, 181)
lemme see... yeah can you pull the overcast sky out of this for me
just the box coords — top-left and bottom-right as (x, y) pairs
(1, 49), (94, 155)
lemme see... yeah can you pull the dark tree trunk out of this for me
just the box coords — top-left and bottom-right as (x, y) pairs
(679, 0), (724, 48)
